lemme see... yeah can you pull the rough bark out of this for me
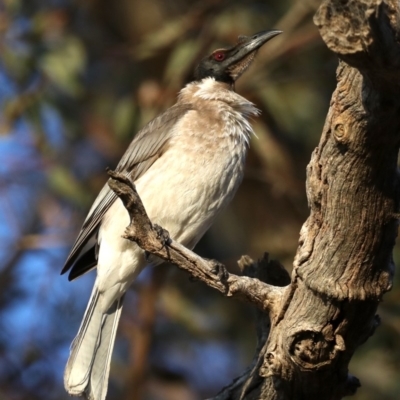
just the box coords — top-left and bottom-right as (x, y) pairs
(108, 0), (400, 398)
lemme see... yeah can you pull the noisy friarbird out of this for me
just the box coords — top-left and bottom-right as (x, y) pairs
(62, 29), (281, 400)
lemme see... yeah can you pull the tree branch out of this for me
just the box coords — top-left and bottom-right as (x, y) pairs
(107, 170), (285, 318)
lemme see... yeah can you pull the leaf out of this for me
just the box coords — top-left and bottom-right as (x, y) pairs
(39, 35), (86, 97)
(47, 166), (90, 205)
(163, 39), (201, 85)
(134, 17), (190, 60)
(113, 97), (136, 140)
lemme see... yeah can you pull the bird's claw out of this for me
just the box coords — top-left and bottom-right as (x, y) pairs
(153, 224), (171, 248)
(144, 225), (170, 262)
(211, 261), (229, 282)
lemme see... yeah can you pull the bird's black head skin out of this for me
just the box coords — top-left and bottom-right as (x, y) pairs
(194, 29), (282, 84)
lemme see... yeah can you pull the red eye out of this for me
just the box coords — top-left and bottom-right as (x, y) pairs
(213, 51), (225, 62)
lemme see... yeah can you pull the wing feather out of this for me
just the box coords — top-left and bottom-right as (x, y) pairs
(62, 103), (192, 277)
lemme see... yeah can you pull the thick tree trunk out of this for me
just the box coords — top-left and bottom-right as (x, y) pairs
(109, 1), (400, 399)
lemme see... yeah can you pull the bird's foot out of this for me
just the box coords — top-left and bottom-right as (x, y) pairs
(144, 224), (171, 262)
(153, 224), (171, 249)
(143, 225), (171, 262)
(210, 260), (229, 283)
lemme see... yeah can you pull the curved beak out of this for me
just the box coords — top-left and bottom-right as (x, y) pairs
(235, 30), (283, 56)
(224, 29), (282, 81)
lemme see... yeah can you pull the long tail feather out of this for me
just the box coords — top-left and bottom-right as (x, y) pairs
(64, 287), (124, 400)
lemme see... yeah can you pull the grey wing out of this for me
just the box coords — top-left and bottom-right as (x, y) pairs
(61, 103), (192, 279)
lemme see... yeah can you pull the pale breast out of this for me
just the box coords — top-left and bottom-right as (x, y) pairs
(135, 115), (247, 247)
(135, 81), (257, 247)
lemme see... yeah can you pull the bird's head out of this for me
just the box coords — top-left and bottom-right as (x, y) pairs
(194, 30), (282, 85)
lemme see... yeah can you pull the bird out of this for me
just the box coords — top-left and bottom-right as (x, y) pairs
(62, 29), (281, 400)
